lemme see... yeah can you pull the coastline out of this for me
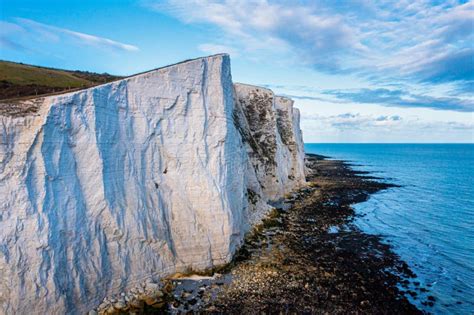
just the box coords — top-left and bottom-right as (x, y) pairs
(159, 154), (430, 313)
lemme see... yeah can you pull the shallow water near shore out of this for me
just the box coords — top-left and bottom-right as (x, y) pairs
(305, 143), (474, 314)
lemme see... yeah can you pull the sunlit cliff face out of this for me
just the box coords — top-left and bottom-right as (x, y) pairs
(0, 54), (306, 314)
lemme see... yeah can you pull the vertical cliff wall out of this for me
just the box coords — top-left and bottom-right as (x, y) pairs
(0, 54), (305, 314)
(233, 84), (306, 217)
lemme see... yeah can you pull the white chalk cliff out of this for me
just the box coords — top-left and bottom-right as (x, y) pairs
(0, 54), (305, 314)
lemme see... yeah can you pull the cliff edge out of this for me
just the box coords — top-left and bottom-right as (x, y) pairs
(0, 54), (305, 314)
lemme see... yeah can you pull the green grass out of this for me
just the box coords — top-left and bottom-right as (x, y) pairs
(0, 61), (93, 88)
(0, 60), (123, 100)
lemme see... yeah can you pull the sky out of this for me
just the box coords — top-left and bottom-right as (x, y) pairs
(0, 0), (473, 143)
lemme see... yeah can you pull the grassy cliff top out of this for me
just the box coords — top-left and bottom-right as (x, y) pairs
(0, 60), (122, 100)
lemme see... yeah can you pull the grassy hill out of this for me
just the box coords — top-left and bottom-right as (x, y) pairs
(0, 61), (122, 100)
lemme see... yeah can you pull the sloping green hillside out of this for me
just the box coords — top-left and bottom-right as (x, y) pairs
(0, 61), (122, 100)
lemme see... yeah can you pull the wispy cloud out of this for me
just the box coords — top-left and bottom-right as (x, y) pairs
(0, 21), (26, 51)
(198, 43), (240, 57)
(303, 113), (406, 130)
(301, 112), (474, 139)
(280, 94), (341, 103)
(145, 0), (365, 71)
(16, 18), (139, 52)
(1, 18), (139, 52)
(260, 83), (473, 112)
(323, 88), (474, 112)
(0, 37), (27, 51)
(451, 81), (474, 96)
(353, 1), (474, 91)
(148, 0), (474, 99)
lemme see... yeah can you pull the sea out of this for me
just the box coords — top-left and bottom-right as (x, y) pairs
(304, 144), (474, 314)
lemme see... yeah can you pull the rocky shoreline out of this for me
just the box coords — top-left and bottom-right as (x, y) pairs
(93, 153), (436, 314)
(196, 154), (426, 314)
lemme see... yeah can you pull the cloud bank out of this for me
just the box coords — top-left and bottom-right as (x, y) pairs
(301, 112), (474, 142)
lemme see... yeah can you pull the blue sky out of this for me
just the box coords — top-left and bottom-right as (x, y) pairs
(1, 0), (473, 142)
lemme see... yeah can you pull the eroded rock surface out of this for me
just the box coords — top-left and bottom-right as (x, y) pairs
(0, 54), (305, 314)
(233, 84), (305, 204)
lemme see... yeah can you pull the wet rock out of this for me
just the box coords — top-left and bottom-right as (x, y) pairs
(193, 156), (421, 314)
(128, 297), (144, 309)
(113, 305), (125, 312)
(151, 301), (166, 309)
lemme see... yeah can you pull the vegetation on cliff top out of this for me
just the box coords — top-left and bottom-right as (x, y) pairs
(0, 60), (122, 100)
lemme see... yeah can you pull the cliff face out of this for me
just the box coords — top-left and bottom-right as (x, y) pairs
(0, 54), (305, 314)
(233, 84), (306, 209)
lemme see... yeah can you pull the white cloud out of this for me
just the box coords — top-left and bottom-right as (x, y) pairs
(301, 112), (474, 143)
(148, 0), (473, 96)
(357, 1), (474, 83)
(0, 21), (24, 35)
(146, 0), (364, 70)
(303, 113), (405, 130)
(14, 18), (139, 52)
(198, 43), (240, 57)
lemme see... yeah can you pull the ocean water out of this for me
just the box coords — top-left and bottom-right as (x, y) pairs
(304, 144), (474, 314)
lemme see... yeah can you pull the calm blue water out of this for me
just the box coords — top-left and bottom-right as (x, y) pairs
(305, 144), (474, 314)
